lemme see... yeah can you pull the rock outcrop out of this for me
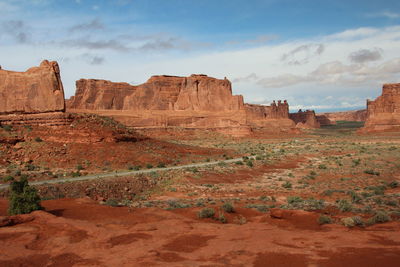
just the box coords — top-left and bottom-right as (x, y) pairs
(361, 83), (400, 132)
(68, 75), (244, 112)
(0, 60), (65, 115)
(317, 109), (367, 126)
(289, 110), (320, 129)
(68, 75), (296, 136)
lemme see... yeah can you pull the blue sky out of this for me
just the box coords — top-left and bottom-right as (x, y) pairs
(1, 0), (400, 111)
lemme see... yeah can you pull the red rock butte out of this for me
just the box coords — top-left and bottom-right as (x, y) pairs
(361, 83), (400, 132)
(0, 60), (65, 115)
(67, 75), (298, 136)
(289, 109), (320, 129)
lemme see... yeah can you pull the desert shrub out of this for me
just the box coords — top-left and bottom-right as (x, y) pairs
(246, 160), (253, 168)
(364, 169), (380, 176)
(282, 181), (292, 189)
(167, 200), (191, 209)
(2, 125), (13, 132)
(347, 190), (362, 203)
(198, 208), (215, 218)
(367, 210), (390, 225)
(388, 181), (398, 188)
(235, 161), (244, 165)
(246, 204), (269, 212)
(76, 164), (84, 171)
(217, 212), (227, 223)
(233, 215), (247, 225)
(157, 162), (166, 168)
(318, 215), (332, 225)
(25, 163), (36, 171)
(8, 176), (42, 215)
(34, 137), (43, 142)
(287, 196), (303, 204)
(3, 175), (14, 182)
(337, 199), (353, 212)
(105, 198), (119, 207)
(341, 217), (355, 227)
(318, 164), (327, 169)
(221, 202), (235, 213)
(146, 164), (153, 169)
(352, 216), (364, 226)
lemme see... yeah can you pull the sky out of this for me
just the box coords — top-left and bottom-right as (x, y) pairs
(1, 0), (400, 112)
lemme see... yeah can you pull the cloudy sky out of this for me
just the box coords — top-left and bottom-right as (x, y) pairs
(1, 0), (400, 112)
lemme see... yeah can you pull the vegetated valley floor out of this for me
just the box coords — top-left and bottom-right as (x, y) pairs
(1, 121), (400, 266)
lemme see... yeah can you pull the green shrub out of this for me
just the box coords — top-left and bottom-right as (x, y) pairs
(8, 176), (42, 215)
(318, 215), (332, 225)
(282, 181), (292, 189)
(221, 202), (235, 213)
(364, 169), (380, 176)
(217, 212), (227, 223)
(318, 164), (327, 169)
(367, 210), (390, 225)
(246, 160), (253, 168)
(105, 198), (119, 207)
(337, 199), (353, 212)
(388, 181), (398, 188)
(157, 162), (166, 168)
(198, 208), (215, 218)
(287, 196), (303, 204)
(146, 164), (153, 169)
(2, 125), (13, 132)
(76, 164), (84, 171)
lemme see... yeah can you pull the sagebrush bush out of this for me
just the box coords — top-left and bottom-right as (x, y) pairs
(198, 208), (215, 218)
(221, 202), (235, 213)
(8, 176), (42, 215)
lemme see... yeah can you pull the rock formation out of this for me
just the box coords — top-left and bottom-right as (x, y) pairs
(0, 60), (65, 114)
(317, 109), (367, 126)
(289, 109), (320, 129)
(361, 83), (400, 132)
(68, 75), (244, 112)
(67, 75), (296, 136)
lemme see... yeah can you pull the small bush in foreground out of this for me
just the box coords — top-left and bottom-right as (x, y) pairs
(318, 215), (332, 225)
(221, 202), (235, 213)
(367, 210), (390, 225)
(8, 176), (42, 215)
(198, 208), (215, 218)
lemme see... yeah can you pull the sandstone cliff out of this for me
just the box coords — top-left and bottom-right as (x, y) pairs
(67, 75), (299, 136)
(68, 75), (244, 112)
(317, 109), (367, 126)
(0, 60), (65, 114)
(289, 110), (320, 129)
(361, 83), (400, 132)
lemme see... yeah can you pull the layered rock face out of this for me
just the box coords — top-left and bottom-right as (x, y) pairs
(68, 75), (244, 112)
(0, 60), (65, 115)
(317, 109), (367, 126)
(289, 110), (320, 129)
(68, 75), (296, 136)
(361, 83), (400, 132)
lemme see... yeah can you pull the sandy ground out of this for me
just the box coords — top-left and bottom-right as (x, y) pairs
(1, 198), (399, 267)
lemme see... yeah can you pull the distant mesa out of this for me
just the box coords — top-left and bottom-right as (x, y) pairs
(316, 110), (367, 126)
(360, 83), (400, 133)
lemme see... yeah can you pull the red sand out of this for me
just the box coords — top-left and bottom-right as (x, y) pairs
(1, 198), (399, 266)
